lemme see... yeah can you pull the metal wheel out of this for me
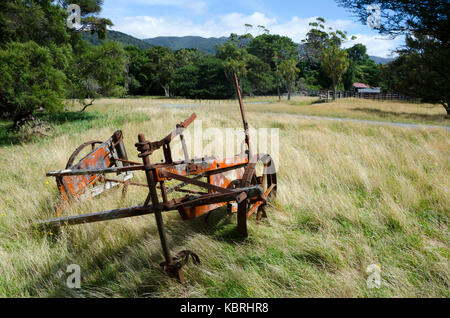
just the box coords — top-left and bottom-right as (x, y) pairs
(237, 154), (277, 237)
(66, 140), (103, 169)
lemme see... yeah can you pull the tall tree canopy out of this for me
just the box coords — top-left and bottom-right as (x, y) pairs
(336, 0), (450, 114)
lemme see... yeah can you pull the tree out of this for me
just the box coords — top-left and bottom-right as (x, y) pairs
(71, 41), (128, 110)
(58, 0), (113, 40)
(0, 0), (117, 120)
(124, 46), (148, 96)
(336, 0), (450, 114)
(279, 58), (300, 100)
(248, 34), (297, 100)
(386, 37), (450, 114)
(320, 45), (349, 99)
(216, 33), (252, 93)
(245, 54), (275, 96)
(0, 41), (68, 123)
(298, 17), (353, 92)
(343, 43), (382, 90)
(0, 0), (69, 46)
(144, 46), (176, 97)
(172, 57), (233, 99)
(299, 17), (350, 64)
(335, 0), (449, 42)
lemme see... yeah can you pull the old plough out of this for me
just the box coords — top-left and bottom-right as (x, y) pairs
(39, 74), (277, 282)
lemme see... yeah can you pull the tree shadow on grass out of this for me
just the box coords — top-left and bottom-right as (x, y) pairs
(26, 206), (246, 297)
(0, 123), (20, 146)
(38, 111), (103, 126)
(0, 112), (104, 147)
(351, 107), (449, 123)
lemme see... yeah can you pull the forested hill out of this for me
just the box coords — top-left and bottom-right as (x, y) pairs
(369, 56), (395, 65)
(143, 36), (229, 54)
(82, 30), (153, 50)
(85, 30), (393, 64)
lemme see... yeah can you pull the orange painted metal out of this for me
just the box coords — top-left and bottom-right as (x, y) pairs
(154, 156), (248, 182)
(156, 156), (247, 219)
(58, 145), (111, 200)
(41, 73), (278, 284)
(246, 184), (276, 219)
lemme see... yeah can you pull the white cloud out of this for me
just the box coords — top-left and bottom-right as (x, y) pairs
(107, 0), (208, 15)
(343, 34), (403, 58)
(112, 11), (402, 57)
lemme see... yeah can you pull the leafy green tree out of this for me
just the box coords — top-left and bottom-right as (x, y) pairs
(172, 57), (233, 99)
(71, 41), (128, 110)
(279, 58), (300, 100)
(174, 48), (205, 69)
(143, 46), (176, 97)
(216, 33), (252, 92)
(320, 45), (349, 99)
(299, 17), (350, 64)
(124, 46), (148, 96)
(0, 0), (69, 46)
(386, 37), (450, 114)
(336, 0), (450, 114)
(0, 41), (69, 123)
(248, 34), (297, 100)
(343, 44), (382, 90)
(245, 54), (275, 96)
(335, 0), (449, 42)
(298, 17), (353, 92)
(58, 0), (113, 40)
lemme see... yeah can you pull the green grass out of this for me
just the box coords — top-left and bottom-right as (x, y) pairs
(0, 97), (448, 298)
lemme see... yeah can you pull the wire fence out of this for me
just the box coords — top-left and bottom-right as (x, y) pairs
(289, 90), (422, 103)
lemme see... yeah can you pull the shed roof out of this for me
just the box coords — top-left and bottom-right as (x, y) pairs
(353, 82), (371, 88)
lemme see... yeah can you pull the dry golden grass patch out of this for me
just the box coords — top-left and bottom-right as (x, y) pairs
(0, 98), (448, 297)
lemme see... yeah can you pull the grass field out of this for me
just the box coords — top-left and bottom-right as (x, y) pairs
(0, 97), (448, 298)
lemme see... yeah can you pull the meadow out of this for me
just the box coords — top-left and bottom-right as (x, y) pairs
(0, 97), (448, 297)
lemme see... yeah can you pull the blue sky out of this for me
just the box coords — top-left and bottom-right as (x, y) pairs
(101, 0), (403, 57)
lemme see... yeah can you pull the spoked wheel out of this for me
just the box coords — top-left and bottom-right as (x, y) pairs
(54, 140), (104, 207)
(237, 154), (277, 237)
(66, 140), (103, 169)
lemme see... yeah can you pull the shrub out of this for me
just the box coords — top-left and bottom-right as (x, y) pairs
(0, 41), (68, 121)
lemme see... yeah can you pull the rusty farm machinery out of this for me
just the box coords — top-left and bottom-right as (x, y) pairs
(39, 74), (277, 282)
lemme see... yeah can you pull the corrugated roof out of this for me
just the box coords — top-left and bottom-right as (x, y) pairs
(353, 82), (371, 88)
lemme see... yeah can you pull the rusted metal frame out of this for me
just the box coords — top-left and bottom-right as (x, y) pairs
(162, 113), (197, 144)
(204, 162), (248, 177)
(233, 73), (252, 159)
(245, 184), (276, 219)
(180, 133), (190, 162)
(37, 205), (155, 227)
(135, 113), (197, 160)
(137, 134), (176, 279)
(112, 131), (128, 166)
(165, 173), (206, 194)
(46, 165), (144, 177)
(160, 181), (168, 203)
(173, 188), (209, 195)
(103, 177), (148, 188)
(56, 176), (73, 201)
(115, 159), (141, 166)
(38, 185), (263, 228)
(237, 155), (259, 237)
(162, 142), (173, 164)
(77, 173), (134, 201)
(160, 171), (234, 195)
(163, 185), (263, 210)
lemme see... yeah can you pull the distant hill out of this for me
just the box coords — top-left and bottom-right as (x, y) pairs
(83, 31), (395, 64)
(369, 56), (395, 65)
(81, 30), (153, 50)
(143, 36), (228, 54)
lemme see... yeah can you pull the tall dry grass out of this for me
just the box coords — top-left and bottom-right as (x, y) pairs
(0, 98), (448, 297)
